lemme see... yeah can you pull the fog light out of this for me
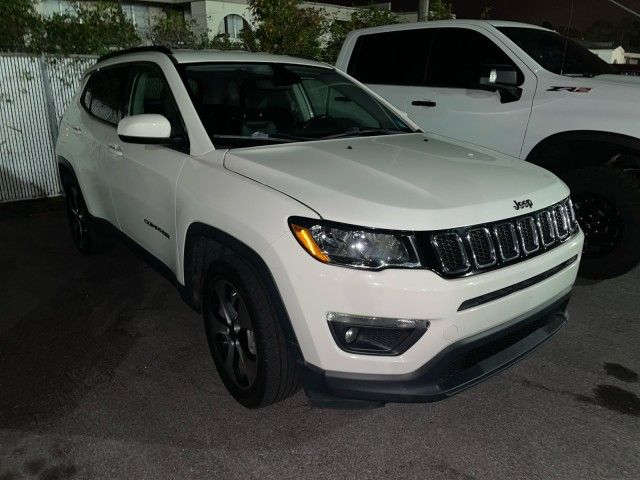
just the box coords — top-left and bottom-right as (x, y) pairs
(327, 312), (429, 356)
(344, 327), (358, 343)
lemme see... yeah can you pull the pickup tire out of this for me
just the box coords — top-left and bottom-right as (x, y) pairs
(62, 178), (109, 255)
(202, 252), (299, 407)
(562, 166), (640, 279)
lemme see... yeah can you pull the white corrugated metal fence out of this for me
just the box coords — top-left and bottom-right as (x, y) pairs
(0, 54), (95, 203)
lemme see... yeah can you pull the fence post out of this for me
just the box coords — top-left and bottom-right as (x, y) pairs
(39, 54), (59, 150)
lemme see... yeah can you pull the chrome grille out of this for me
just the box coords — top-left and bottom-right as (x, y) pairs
(428, 198), (579, 277)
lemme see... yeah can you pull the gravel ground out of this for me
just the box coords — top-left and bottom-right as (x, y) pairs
(0, 200), (638, 480)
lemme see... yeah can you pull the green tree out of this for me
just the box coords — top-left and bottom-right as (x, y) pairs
(0, 0), (39, 51)
(243, 0), (327, 59)
(323, 5), (398, 63)
(33, 1), (139, 55)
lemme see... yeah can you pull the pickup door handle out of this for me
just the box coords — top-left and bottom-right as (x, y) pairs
(108, 144), (123, 156)
(411, 100), (437, 107)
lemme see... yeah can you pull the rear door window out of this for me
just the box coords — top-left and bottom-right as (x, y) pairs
(426, 28), (522, 88)
(347, 29), (434, 86)
(82, 66), (130, 125)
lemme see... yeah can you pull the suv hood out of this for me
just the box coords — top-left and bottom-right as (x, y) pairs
(224, 134), (568, 230)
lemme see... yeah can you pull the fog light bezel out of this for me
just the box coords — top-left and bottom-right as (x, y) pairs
(327, 312), (429, 356)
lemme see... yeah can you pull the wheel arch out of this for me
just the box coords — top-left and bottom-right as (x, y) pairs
(57, 156), (76, 187)
(525, 131), (640, 174)
(183, 222), (301, 351)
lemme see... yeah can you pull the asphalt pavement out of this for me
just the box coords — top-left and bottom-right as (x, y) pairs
(0, 200), (638, 480)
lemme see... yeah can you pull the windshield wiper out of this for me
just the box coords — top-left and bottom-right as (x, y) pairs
(211, 134), (302, 143)
(563, 73), (599, 78)
(322, 128), (409, 140)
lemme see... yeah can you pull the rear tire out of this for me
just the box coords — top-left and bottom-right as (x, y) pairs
(62, 176), (110, 255)
(202, 251), (299, 408)
(562, 166), (640, 279)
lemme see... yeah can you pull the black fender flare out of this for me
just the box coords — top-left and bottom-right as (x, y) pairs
(183, 222), (301, 353)
(526, 130), (640, 173)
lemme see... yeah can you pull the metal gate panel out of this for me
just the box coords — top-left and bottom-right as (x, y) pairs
(0, 54), (95, 203)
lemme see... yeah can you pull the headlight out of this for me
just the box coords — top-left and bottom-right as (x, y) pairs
(289, 217), (420, 270)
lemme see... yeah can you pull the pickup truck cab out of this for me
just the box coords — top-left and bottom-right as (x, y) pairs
(56, 47), (583, 408)
(337, 20), (640, 279)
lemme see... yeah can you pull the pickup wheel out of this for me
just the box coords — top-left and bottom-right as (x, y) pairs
(562, 166), (640, 279)
(62, 179), (107, 255)
(202, 253), (299, 407)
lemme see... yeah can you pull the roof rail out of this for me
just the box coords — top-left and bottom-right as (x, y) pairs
(97, 46), (173, 63)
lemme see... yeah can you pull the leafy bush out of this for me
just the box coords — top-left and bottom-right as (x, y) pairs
(428, 0), (454, 21)
(243, 0), (327, 59)
(323, 5), (398, 63)
(33, 1), (139, 55)
(149, 12), (201, 49)
(0, 0), (39, 51)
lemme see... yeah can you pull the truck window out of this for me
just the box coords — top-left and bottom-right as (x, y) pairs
(426, 28), (523, 88)
(347, 29), (433, 86)
(497, 27), (617, 76)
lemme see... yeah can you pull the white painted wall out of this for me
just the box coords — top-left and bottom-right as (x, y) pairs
(590, 46), (626, 64)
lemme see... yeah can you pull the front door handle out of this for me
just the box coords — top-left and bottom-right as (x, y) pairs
(411, 100), (437, 107)
(70, 126), (82, 134)
(108, 144), (123, 156)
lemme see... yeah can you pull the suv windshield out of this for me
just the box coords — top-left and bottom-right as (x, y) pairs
(498, 27), (617, 77)
(180, 62), (413, 148)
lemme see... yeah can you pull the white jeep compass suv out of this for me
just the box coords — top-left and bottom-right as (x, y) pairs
(56, 47), (584, 408)
(337, 20), (640, 280)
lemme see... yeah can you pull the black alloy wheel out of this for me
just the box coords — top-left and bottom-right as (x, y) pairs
(208, 279), (258, 390)
(572, 193), (622, 258)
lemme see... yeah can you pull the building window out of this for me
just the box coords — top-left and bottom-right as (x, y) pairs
(224, 14), (247, 40)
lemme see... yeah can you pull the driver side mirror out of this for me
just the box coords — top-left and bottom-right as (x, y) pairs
(118, 114), (172, 144)
(475, 64), (523, 104)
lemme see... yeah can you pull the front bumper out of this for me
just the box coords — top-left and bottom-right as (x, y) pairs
(268, 229), (583, 379)
(301, 293), (569, 407)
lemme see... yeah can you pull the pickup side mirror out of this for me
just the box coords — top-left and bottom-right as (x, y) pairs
(476, 64), (523, 104)
(118, 114), (172, 144)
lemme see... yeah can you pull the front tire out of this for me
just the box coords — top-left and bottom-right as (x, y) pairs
(562, 166), (640, 279)
(202, 252), (299, 407)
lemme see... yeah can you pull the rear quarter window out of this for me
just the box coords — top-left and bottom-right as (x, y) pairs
(81, 66), (130, 125)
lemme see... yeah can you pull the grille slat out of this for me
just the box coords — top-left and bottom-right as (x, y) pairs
(466, 228), (497, 269)
(430, 198), (578, 277)
(517, 216), (540, 254)
(431, 233), (470, 274)
(553, 204), (570, 240)
(493, 223), (520, 261)
(536, 210), (556, 247)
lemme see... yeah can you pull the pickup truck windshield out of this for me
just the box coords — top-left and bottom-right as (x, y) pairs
(498, 27), (617, 77)
(180, 62), (413, 148)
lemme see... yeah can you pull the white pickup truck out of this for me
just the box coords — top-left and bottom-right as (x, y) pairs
(337, 20), (640, 279)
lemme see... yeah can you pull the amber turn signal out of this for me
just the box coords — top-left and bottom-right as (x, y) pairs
(291, 224), (330, 263)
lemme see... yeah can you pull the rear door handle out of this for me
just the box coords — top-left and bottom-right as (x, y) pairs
(108, 144), (123, 156)
(411, 100), (437, 107)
